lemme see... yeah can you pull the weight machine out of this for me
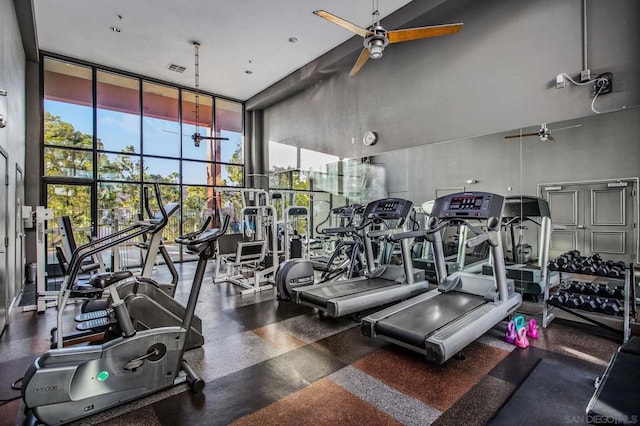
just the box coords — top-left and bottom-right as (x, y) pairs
(282, 206), (310, 261)
(22, 206), (55, 313)
(214, 205), (279, 295)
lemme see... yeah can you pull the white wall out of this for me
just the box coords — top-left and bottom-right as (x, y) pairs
(0, 0), (27, 309)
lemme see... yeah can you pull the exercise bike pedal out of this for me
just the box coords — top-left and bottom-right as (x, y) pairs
(75, 309), (110, 322)
(76, 316), (115, 331)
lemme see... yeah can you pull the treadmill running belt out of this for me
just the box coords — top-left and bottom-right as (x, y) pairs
(375, 292), (485, 348)
(299, 278), (395, 308)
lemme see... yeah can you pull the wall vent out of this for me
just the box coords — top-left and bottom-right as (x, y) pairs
(167, 64), (186, 73)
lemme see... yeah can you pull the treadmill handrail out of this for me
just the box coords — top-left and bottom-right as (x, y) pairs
(389, 221), (447, 243)
(322, 226), (357, 235)
(466, 233), (490, 248)
(389, 229), (429, 242)
(368, 227), (409, 239)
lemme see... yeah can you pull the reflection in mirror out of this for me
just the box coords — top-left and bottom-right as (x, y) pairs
(268, 107), (639, 262)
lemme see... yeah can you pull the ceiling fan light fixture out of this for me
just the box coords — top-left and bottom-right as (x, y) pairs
(366, 36), (388, 60)
(369, 44), (384, 59)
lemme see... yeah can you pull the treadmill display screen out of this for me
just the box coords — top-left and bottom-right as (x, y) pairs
(374, 201), (400, 213)
(449, 195), (484, 211)
(432, 192), (504, 220)
(364, 198), (413, 221)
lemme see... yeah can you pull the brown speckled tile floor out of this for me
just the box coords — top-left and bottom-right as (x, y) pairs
(230, 378), (402, 426)
(353, 343), (511, 412)
(0, 263), (629, 425)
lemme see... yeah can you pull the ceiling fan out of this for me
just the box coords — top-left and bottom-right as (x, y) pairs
(504, 123), (581, 142)
(313, 1), (463, 76)
(190, 41), (228, 147)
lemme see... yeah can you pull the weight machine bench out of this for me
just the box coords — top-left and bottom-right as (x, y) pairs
(586, 336), (640, 423)
(214, 233), (272, 294)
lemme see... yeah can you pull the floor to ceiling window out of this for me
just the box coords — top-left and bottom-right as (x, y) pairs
(42, 55), (245, 270)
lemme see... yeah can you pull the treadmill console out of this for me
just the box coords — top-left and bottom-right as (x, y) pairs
(432, 192), (504, 220)
(363, 198), (413, 224)
(503, 196), (550, 219)
(334, 204), (364, 218)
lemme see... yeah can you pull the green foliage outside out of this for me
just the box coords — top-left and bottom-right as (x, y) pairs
(43, 112), (243, 246)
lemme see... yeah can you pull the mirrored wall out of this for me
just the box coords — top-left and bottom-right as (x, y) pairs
(269, 107), (640, 265)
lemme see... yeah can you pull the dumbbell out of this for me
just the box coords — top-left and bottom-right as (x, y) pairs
(600, 299), (622, 316)
(549, 292), (569, 307)
(612, 286), (625, 300)
(606, 263), (625, 278)
(596, 283), (615, 298)
(595, 264), (610, 276)
(580, 283), (599, 295)
(565, 261), (582, 273)
(568, 282), (585, 294)
(555, 251), (580, 265)
(586, 253), (602, 265)
(579, 295), (602, 312)
(563, 294), (582, 309)
(582, 263), (600, 275)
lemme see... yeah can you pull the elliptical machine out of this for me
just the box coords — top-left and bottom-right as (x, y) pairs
(22, 214), (229, 425)
(51, 186), (205, 351)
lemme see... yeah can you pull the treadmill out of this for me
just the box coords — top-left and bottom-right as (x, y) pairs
(288, 198), (429, 318)
(361, 192), (522, 364)
(413, 199), (490, 281)
(482, 196), (556, 301)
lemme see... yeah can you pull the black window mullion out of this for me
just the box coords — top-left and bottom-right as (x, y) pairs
(91, 66), (98, 238)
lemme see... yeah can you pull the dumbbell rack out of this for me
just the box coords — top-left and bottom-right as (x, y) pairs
(543, 263), (636, 342)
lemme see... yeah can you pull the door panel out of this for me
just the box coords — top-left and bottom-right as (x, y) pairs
(591, 188), (625, 225)
(591, 231), (625, 254)
(547, 190), (579, 225)
(550, 230), (577, 254)
(545, 189), (583, 258)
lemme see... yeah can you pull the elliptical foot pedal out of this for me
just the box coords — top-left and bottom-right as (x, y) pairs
(76, 317), (115, 331)
(75, 309), (109, 322)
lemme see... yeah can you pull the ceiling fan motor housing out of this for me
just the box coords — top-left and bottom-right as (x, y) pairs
(365, 27), (389, 59)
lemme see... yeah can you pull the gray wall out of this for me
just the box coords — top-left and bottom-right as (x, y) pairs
(0, 0), (27, 306)
(262, 0), (640, 159)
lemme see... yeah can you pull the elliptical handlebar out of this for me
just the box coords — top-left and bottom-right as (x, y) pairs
(178, 216), (213, 241)
(315, 204), (364, 234)
(64, 183), (167, 284)
(149, 183), (169, 227)
(176, 215), (230, 255)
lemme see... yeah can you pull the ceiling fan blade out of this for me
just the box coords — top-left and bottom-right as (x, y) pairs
(550, 124), (581, 132)
(313, 10), (372, 38)
(349, 48), (371, 76)
(547, 134), (555, 141)
(504, 132), (540, 139)
(387, 23), (463, 43)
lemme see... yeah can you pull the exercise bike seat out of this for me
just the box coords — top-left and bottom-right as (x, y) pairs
(89, 270), (133, 289)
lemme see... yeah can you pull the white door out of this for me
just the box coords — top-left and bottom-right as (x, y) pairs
(0, 150), (7, 333)
(15, 165), (24, 296)
(541, 180), (637, 264)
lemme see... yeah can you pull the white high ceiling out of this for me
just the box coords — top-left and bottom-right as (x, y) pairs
(33, 0), (414, 101)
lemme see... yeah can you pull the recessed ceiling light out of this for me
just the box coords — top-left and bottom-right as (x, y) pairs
(288, 37), (298, 43)
(110, 26), (121, 33)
